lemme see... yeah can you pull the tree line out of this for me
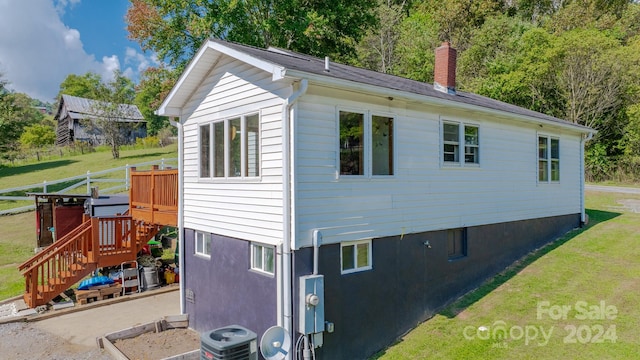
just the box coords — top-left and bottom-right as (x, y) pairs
(2, 0), (639, 180)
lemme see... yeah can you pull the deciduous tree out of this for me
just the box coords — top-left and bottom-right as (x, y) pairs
(126, 0), (377, 68)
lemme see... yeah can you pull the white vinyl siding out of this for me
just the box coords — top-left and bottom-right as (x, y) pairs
(181, 56), (289, 245)
(292, 85), (583, 249)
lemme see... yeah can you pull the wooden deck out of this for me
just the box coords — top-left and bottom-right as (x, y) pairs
(20, 167), (178, 308)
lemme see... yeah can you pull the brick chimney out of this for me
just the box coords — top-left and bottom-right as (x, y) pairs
(434, 41), (457, 95)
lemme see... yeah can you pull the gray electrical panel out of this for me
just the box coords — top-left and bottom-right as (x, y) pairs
(299, 275), (325, 335)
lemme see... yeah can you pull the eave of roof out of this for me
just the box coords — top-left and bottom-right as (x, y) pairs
(157, 39), (593, 134)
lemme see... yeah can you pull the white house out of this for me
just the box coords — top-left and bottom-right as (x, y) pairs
(157, 39), (593, 360)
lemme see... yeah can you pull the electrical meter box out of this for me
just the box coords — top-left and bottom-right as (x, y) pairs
(299, 275), (325, 335)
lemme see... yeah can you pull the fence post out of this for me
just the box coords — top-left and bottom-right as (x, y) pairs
(43, 180), (47, 194)
(86, 170), (91, 194)
(161, 158), (165, 170)
(125, 164), (130, 190)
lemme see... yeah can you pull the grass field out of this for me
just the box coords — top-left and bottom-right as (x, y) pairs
(0, 144), (178, 211)
(373, 191), (640, 359)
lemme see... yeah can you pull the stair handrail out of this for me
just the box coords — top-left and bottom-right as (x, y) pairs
(18, 219), (92, 273)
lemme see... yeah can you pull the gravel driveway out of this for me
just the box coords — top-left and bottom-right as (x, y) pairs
(0, 287), (180, 359)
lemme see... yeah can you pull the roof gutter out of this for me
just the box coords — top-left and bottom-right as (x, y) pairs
(282, 70), (592, 135)
(278, 79), (308, 360)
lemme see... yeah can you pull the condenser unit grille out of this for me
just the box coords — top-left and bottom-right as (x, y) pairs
(201, 342), (253, 360)
(201, 325), (257, 360)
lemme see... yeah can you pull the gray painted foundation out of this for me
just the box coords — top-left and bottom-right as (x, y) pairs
(294, 213), (580, 359)
(183, 229), (277, 339)
(185, 213), (579, 360)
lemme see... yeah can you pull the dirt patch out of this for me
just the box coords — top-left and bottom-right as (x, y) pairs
(114, 328), (200, 360)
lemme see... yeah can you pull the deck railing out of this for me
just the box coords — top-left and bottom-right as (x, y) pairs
(19, 215), (154, 307)
(19, 219), (94, 307)
(129, 166), (178, 227)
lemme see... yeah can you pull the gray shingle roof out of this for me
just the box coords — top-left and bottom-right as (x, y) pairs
(211, 39), (590, 132)
(57, 94), (144, 122)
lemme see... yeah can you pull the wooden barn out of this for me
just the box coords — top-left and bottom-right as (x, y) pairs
(55, 94), (147, 146)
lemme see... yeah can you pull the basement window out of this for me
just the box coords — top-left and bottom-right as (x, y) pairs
(195, 231), (211, 258)
(251, 243), (275, 275)
(447, 228), (467, 260)
(341, 240), (372, 274)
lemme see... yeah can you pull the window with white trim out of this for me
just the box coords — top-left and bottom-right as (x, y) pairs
(538, 135), (559, 182)
(195, 231), (211, 258)
(199, 113), (260, 179)
(339, 110), (394, 176)
(251, 243), (275, 275)
(341, 240), (372, 274)
(442, 121), (479, 165)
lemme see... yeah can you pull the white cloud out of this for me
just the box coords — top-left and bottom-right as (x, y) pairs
(0, 0), (122, 102)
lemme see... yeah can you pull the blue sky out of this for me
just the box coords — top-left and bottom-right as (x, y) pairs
(0, 0), (157, 103)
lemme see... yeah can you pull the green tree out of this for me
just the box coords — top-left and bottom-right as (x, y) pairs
(392, 10), (441, 82)
(19, 123), (56, 148)
(125, 0), (377, 68)
(57, 72), (105, 99)
(354, 0), (410, 73)
(85, 71), (139, 159)
(135, 66), (176, 135)
(0, 75), (44, 160)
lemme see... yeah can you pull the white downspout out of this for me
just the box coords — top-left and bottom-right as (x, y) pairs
(279, 79), (308, 355)
(170, 117), (186, 314)
(580, 132), (593, 225)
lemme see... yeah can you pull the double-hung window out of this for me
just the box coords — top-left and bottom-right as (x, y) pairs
(341, 240), (372, 274)
(442, 121), (479, 166)
(195, 231), (211, 258)
(251, 243), (275, 275)
(339, 110), (394, 177)
(538, 135), (559, 182)
(199, 113), (260, 179)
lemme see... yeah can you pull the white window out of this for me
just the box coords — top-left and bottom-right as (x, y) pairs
(442, 121), (479, 166)
(538, 135), (559, 182)
(251, 243), (275, 275)
(195, 231), (211, 258)
(339, 110), (394, 177)
(199, 113), (260, 179)
(341, 240), (372, 274)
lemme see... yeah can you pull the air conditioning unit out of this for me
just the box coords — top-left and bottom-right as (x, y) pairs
(201, 325), (258, 360)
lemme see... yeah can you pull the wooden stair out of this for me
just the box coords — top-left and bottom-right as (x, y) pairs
(19, 167), (178, 308)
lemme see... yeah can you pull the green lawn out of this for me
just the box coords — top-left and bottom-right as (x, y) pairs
(0, 212), (37, 299)
(0, 144), (177, 211)
(374, 191), (640, 359)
